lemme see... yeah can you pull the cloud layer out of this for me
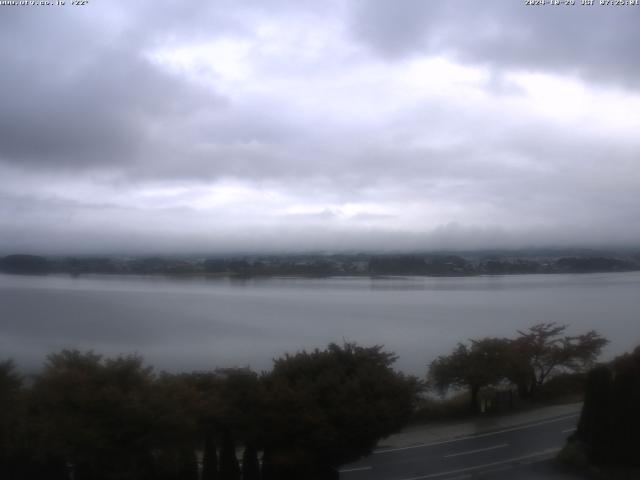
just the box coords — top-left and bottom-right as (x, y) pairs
(1, 1), (639, 253)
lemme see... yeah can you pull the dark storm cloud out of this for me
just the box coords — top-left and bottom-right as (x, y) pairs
(349, 0), (640, 89)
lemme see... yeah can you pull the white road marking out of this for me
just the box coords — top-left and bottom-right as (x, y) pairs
(443, 443), (508, 458)
(396, 447), (561, 480)
(338, 466), (372, 473)
(374, 414), (578, 454)
(562, 427), (576, 433)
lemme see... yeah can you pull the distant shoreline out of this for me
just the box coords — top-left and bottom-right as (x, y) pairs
(2, 266), (640, 281)
(1, 250), (639, 281)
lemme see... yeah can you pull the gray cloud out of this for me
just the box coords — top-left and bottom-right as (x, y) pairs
(0, 1), (638, 253)
(0, 20), (224, 171)
(349, 0), (640, 89)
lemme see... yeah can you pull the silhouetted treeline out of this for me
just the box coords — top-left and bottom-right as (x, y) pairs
(0, 343), (420, 480)
(570, 346), (640, 467)
(1, 252), (639, 277)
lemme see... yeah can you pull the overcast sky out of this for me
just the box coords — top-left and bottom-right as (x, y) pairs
(1, 1), (639, 254)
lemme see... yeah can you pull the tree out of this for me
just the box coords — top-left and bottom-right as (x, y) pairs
(571, 345), (640, 466)
(260, 342), (421, 477)
(201, 431), (219, 480)
(30, 350), (165, 480)
(177, 448), (198, 480)
(575, 365), (613, 463)
(215, 368), (263, 447)
(608, 346), (640, 465)
(508, 323), (608, 398)
(429, 325), (609, 407)
(241, 444), (260, 480)
(0, 360), (22, 478)
(428, 338), (510, 413)
(219, 430), (240, 480)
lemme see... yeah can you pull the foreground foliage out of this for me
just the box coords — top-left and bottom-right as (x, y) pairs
(261, 343), (420, 477)
(0, 343), (420, 480)
(571, 346), (640, 467)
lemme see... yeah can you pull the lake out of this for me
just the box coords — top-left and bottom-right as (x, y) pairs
(1, 272), (639, 375)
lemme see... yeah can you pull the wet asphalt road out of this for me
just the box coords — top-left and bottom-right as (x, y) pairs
(339, 413), (582, 480)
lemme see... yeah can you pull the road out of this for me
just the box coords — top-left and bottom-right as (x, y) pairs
(339, 413), (582, 479)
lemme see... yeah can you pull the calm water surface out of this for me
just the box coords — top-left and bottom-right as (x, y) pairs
(1, 272), (639, 375)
